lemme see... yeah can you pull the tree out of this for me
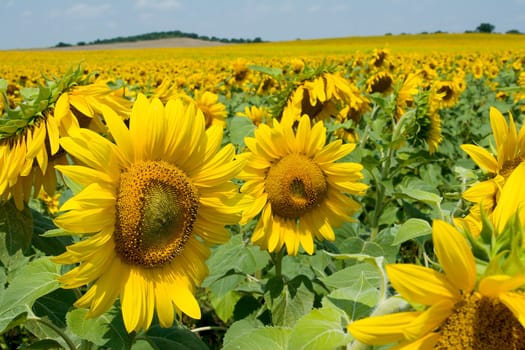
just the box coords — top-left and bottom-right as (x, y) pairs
(476, 22), (495, 33)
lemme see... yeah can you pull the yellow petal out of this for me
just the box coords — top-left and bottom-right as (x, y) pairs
(390, 332), (440, 350)
(479, 274), (525, 297)
(347, 311), (421, 345)
(492, 161), (525, 232)
(462, 180), (498, 203)
(490, 106), (509, 156)
(386, 264), (459, 306)
(432, 220), (476, 292)
(403, 299), (454, 340)
(101, 104), (134, 163)
(460, 144), (498, 173)
(498, 292), (525, 329)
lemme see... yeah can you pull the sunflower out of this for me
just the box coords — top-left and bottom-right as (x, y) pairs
(52, 94), (244, 332)
(395, 72), (423, 119)
(431, 79), (463, 110)
(366, 71), (394, 95)
(347, 219), (525, 349)
(458, 106), (525, 236)
(238, 108), (368, 256)
(286, 72), (369, 124)
(0, 108), (61, 210)
(236, 105), (269, 126)
(186, 91), (227, 129)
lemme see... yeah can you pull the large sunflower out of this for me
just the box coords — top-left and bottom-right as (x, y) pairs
(52, 94), (244, 332)
(286, 72), (369, 124)
(348, 163), (525, 349)
(458, 106), (525, 236)
(238, 108), (368, 256)
(347, 219), (525, 349)
(0, 69), (131, 210)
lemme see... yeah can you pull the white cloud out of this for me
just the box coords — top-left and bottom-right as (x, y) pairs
(134, 0), (182, 11)
(64, 3), (112, 18)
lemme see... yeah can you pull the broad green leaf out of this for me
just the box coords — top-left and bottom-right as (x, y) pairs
(322, 273), (381, 321)
(267, 284), (314, 327)
(100, 304), (134, 350)
(397, 187), (442, 206)
(288, 307), (352, 350)
(222, 318), (264, 346)
(143, 325), (209, 350)
(0, 199), (33, 254)
(24, 339), (64, 349)
(319, 263), (381, 290)
(66, 308), (114, 346)
(0, 79), (7, 92)
(391, 218), (432, 245)
(222, 321), (291, 350)
(31, 208), (72, 256)
(247, 65), (283, 79)
(33, 288), (76, 328)
(228, 116), (255, 149)
(210, 290), (241, 323)
(0, 257), (61, 333)
(24, 316), (81, 350)
(204, 234), (269, 286)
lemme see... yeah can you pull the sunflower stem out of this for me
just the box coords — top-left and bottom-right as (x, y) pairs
(29, 316), (79, 350)
(272, 247), (285, 279)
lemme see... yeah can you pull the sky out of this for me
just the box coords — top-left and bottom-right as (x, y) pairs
(1, 0), (525, 50)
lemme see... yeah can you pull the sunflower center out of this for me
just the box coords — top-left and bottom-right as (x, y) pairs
(434, 293), (525, 349)
(265, 153), (327, 219)
(301, 88), (325, 118)
(114, 160), (199, 268)
(500, 156), (524, 178)
(369, 74), (393, 94)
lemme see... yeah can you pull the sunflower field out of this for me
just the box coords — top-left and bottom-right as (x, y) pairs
(1, 33), (525, 349)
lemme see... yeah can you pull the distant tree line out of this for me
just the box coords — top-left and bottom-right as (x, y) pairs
(54, 30), (265, 48)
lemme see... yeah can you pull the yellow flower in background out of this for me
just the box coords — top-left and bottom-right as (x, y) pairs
(395, 72), (423, 119)
(459, 106), (525, 236)
(238, 108), (368, 256)
(189, 91), (227, 129)
(0, 109), (62, 209)
(431, 79), (463, 109)
(366, 71), (394, 95)
(52, 94), (243, 332)
(348, 219), (525, 349)
(237, 105), (269, 126)
(287, 72), (369, 124)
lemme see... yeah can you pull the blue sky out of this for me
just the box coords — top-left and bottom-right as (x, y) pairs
(2, 0), (525, 49)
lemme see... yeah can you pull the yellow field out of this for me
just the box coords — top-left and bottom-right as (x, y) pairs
(2, 33), (525, 84)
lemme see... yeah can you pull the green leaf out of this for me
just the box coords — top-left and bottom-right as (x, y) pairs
(24, 339), (64, 349)
(267, 284), (314, 327)
(102, 304), (134, 350)
(322, 273), (381, 321)
(391, 218), (432, 245)
(204, 234), (269, 288)
(31, 209), (72, 256)
(144, 325), (209, 350)
(227, 116), (255, 149)
(66, 308), (115, 346)
(222, 320), (291, 350)
(0, 79), (7, 92)
(33, 288), (76, 328)
(0, 257), (60, 333)
(0, 200), (33, 254)
(247, 65), (283, 79)
(319, 263), (381, 290)
(397, 187), (442, 206)
(288, 307), (352, 350)
(24, 316), (80, 350)
(210, 290), (241, 323)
